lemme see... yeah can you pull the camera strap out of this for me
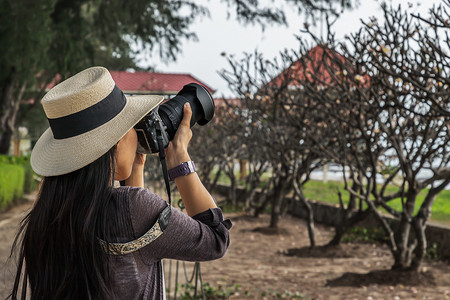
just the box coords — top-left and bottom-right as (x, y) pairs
(156, 127), (172, 206)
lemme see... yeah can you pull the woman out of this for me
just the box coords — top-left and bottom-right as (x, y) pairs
(10, 67), (231, 299)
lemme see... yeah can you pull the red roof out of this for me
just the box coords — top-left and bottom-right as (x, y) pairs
(109, 71), (215, 95)
(268, 45), (370, 89)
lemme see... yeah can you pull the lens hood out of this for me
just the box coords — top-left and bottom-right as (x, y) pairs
(183, 83), (215, 125)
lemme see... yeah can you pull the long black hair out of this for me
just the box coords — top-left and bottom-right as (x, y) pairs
(10, 145), (131, 299)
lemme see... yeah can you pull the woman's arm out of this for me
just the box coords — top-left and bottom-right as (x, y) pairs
(128, 188), (230, 263)
(165, 103), (217, 217)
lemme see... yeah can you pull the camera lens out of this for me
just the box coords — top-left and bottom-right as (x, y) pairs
(134, 83), (215, 154)
(158, 83), (215, 139)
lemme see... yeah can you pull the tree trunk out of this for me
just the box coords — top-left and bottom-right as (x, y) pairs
(327, 209), (371, 246)
(226, 161), (237, 207)
(250, 176), (274, 216)
(410, 217), (426, 272)
(347, 179), (359, 211)
(269, 176), (291, 228)
(392, 216), (413, 269)
(253, 193), (271, 218)
(243, 182), (258, 212)
(269, 187), (283, 228)
(410, 184), (444, 271)
(301, 195), (315, 248)
(228, 175), (237, 207)
(327, 179), (364, 245)
(0, 73), (21, 154)
(293, 178), (315, 247)
(207, 165), (223, 192)
(328, 226), (346, 246)
(392, 189), (417, 269)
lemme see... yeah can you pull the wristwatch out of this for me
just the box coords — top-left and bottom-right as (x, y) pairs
(168, 161), (197, 181)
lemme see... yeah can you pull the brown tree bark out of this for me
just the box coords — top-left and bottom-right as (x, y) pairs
(392, 189), (417, 269)
(269, 175), (292, 228)
(293, 179), (315, 247)
(269, 184), (283, 228)
(0, 73), (23, 154)
(327, 209), (371, 246)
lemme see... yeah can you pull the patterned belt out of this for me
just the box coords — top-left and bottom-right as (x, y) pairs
(98, 205), (171, 255)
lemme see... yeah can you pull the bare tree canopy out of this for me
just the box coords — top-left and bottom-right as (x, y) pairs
(216, 0), (449, 271)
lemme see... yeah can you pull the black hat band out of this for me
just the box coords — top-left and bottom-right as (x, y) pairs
(48, 85), (126, 139)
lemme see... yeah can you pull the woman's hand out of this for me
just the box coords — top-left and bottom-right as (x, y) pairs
(166, 103), (193, 169)
(133, 152), (146, 168)
(123, 153), (146, 187)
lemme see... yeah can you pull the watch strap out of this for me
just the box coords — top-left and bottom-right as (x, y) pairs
(168, 161), (196, 181)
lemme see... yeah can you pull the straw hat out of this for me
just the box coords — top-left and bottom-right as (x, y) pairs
(31, 66), (164, 176)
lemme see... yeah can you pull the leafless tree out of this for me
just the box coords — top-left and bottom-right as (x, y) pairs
(220, 48), (335, 244)
(275, 39), (378, 247)
(354, 2), (448, 271)
(211, 1), (449, 266)
(305, 1), (450, 270)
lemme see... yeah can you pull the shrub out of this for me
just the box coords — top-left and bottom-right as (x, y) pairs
(16, 156), (36, 194)
(0, 163), (25, 210)
(0, 155), (37, 210)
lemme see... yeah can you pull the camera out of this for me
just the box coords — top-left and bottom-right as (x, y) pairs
(134, 83), (215, 154)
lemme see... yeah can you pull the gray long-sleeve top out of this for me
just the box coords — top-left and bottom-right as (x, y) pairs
(109, 186), (232, 299)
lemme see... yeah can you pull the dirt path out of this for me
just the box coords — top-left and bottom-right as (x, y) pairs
(199, 213), (450, 299)
(0, 196), (35, 299)
(1, 198), (449, 300)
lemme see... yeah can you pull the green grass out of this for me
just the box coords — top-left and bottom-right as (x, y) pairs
(213, 169), (450, 224)
(302, 180), (450, 223)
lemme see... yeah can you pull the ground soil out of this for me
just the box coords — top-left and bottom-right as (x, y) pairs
(1, 197), (449, 300)
(197, 213), (450, 299)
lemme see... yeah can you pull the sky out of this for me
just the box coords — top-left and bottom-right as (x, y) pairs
(139, 0), (444, 98)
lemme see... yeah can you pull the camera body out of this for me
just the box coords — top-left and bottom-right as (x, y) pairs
(135, 109), (170, 154)
(134, 83), (215, 154)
